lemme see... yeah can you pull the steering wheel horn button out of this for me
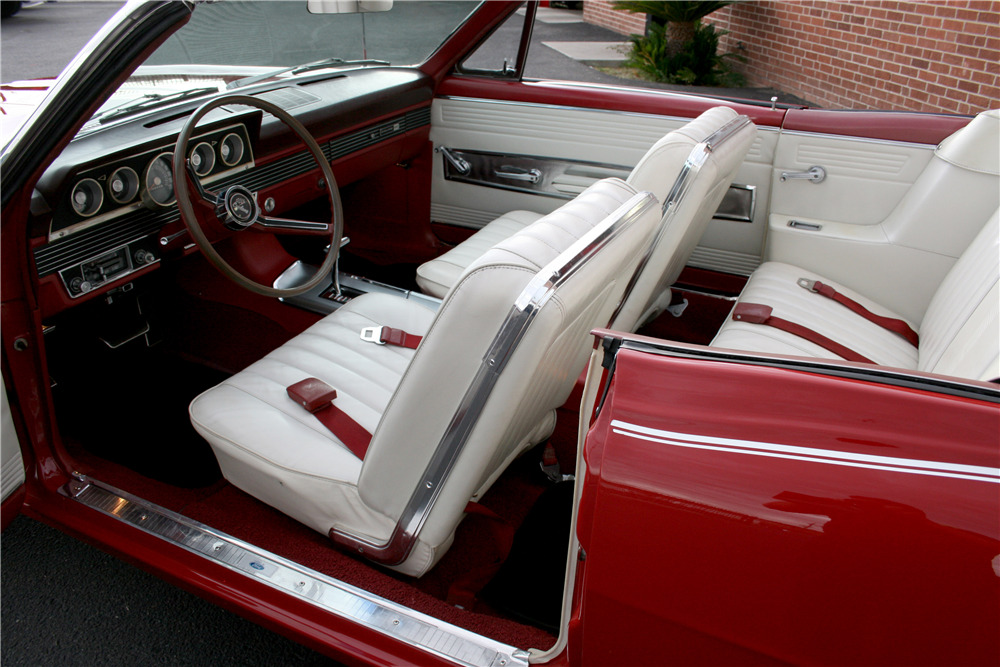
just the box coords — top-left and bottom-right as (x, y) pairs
(218, 185), (260, 230)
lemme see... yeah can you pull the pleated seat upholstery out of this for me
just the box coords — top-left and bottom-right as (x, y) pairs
(190, 177), (662, 576)
(712, 210), (1000, 382)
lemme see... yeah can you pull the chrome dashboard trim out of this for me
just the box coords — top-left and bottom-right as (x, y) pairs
(64, 475), (530, 667)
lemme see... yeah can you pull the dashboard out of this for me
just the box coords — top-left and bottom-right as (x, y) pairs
(29, 68), (435, 315)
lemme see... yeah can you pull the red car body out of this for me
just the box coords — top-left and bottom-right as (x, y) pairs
(1, 2), (997, 665)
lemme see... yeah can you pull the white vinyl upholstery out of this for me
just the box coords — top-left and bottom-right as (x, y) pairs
(712, 210), (1000, 382)
(415, 210), (543, 298)
(612, 109), (757, 329)
(191, 178), (661, 576)
(416, 106), (744, 300)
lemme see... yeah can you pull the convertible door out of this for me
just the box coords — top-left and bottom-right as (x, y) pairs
(573, 333), (1000, 666)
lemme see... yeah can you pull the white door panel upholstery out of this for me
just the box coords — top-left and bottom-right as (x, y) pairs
(771, 132), (935, 225)
(687, 159), (773, 276)
(765, 109), (999, 320)
(430, 97), (776, 274)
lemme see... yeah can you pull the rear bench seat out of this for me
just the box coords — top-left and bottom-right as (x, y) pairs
(711, 209), (1000, 382)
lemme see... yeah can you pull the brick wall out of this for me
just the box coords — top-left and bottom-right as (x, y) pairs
(584, 1), (999, 116)
(583, 1), (646, 37)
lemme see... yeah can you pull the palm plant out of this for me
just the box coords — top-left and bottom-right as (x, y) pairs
(613, 1), (743, 86)
(614, 1), (732, 57)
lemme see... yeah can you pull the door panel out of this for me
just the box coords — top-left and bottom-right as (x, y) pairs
(770, 132), (936, 226)
(430, 93), (779, 276)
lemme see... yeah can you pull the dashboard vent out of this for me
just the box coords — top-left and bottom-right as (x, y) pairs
(35, 208), (176, 277)
(253, 87), (322, 111)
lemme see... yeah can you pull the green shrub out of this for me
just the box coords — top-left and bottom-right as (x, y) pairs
(626, 21), (745, 87)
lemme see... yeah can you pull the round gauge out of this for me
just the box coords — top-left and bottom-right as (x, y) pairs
(108, 166), (139, 204)
(70, 178), (104, 217)
(219, 133), (245, 167)
(190, 141), (216, 177)
(143, 152), (175, 207)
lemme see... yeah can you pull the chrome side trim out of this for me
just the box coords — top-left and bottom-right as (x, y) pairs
(609, 115), (754, 325)
(64, 475), (530, 667)
(611, 420), (1000, 484)
(330, 191), (659, 565)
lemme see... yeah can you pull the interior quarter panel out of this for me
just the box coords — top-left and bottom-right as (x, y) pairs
(577, 344), (1000, 667)
(769, 132), (936, 226)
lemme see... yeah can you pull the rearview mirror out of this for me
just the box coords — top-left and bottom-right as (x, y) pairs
(307, 0), (393, 13)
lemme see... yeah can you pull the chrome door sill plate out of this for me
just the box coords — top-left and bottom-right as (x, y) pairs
(64, 475), (529, 667)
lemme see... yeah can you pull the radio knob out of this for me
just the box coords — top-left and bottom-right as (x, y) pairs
(134, 250), (156, 266)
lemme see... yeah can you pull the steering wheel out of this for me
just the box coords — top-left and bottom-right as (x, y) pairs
(172, 94), (343, 298)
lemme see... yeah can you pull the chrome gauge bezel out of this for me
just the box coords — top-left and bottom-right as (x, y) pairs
(190, 141), (217, 177)
(220, 132), (245, 166)
(107, 166), (140, 204)
(70, 178), (104, 217)
(142, 152), (176, 208)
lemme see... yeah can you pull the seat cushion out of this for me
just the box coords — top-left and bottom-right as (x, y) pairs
(416, 210), (544, 298)
(711, 262), (920, 369)
(189, 292), (438, 545)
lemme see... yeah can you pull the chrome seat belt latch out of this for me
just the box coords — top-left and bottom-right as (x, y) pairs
(360, 326), (386, 344)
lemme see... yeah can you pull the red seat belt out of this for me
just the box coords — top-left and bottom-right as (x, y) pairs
(286, 378), (371, 459)
(799, 278), (919, 347)
(360, 326), (422, 349)
(733, 303), (875, 364)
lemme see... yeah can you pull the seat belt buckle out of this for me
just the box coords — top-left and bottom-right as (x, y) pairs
(733, 302), (773, 324)
(287, 378), (338, 413)
(797, 278), (818, 292)
(360, 326), (386, 345)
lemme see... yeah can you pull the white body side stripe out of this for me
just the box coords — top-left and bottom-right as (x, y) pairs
(610, 420), (1000, 484)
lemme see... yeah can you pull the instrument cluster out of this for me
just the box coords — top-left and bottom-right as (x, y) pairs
(52, 124), (253, 241)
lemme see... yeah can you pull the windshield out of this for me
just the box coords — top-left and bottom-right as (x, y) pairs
(84, 0), (479, 129)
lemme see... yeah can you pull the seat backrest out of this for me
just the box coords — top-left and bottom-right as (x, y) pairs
(613, 110), (757, 329)
(354, 178), (660, 574)
(917, 208), (999, 381)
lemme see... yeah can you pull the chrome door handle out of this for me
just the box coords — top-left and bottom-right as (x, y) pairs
(780, 165), (826, 183)
(436, 146), (471, 175)
(494, 167), (542, 184)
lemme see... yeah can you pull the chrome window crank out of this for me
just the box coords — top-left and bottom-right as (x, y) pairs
(436, 146), (471, 175)
(780, 165), (826, 183)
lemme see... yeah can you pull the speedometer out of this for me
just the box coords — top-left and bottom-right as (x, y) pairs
(143, 152), (175, 207)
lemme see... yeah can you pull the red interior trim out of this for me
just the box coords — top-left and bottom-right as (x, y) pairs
(675, 266), (748, 296)
(437, 77), (788, 128)
(783, 108), (971, 144)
